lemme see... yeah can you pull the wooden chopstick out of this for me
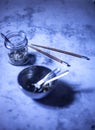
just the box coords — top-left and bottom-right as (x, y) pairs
(31, 43), (90, 60)
(28, 45), (71, 67)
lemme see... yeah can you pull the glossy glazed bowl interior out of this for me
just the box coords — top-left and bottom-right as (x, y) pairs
(18, 65), (56, 99)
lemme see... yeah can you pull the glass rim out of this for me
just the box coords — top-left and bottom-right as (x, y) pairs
(4, 31), (28, 49)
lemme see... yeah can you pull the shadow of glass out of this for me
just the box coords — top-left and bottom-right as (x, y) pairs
(35, 80), (76, 108)
(23, 53), (36, 66)
(27, 53), (36, 65)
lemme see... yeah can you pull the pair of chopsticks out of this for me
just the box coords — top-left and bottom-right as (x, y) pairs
(28, 43), (90, 67)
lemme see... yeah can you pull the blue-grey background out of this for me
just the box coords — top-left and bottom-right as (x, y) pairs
(0, 0), (95, 130)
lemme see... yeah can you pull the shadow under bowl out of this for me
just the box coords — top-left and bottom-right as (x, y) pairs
(17, 65), (56, 99)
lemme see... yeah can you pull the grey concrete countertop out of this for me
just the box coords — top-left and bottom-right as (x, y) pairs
(0, 0), (95, 130)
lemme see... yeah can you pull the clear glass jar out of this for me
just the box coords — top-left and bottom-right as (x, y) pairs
(4, 31), (28, 66)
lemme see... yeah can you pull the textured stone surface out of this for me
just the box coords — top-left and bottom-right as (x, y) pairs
(0, 0), (95, 130)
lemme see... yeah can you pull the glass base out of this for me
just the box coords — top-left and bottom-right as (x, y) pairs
(9, 57), (29, 66)
(9, 53), (36, 66)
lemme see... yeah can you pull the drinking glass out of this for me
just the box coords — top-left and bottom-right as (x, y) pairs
(4, 31), (28, 66)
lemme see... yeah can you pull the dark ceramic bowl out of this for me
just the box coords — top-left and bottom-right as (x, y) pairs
(18, 65), (56, 99)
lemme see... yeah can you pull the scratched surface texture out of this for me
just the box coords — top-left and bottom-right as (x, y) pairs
(0, 0), (95, 130)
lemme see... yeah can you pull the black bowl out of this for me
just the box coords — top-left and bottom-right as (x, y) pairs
(18, 65), (56, 99)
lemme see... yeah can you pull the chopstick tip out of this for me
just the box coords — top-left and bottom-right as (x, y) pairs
(67, 64), (71, 67)
(87, 58), (90, 60)
(81, 56), (90, 60)
(61, 61), (71, 67)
